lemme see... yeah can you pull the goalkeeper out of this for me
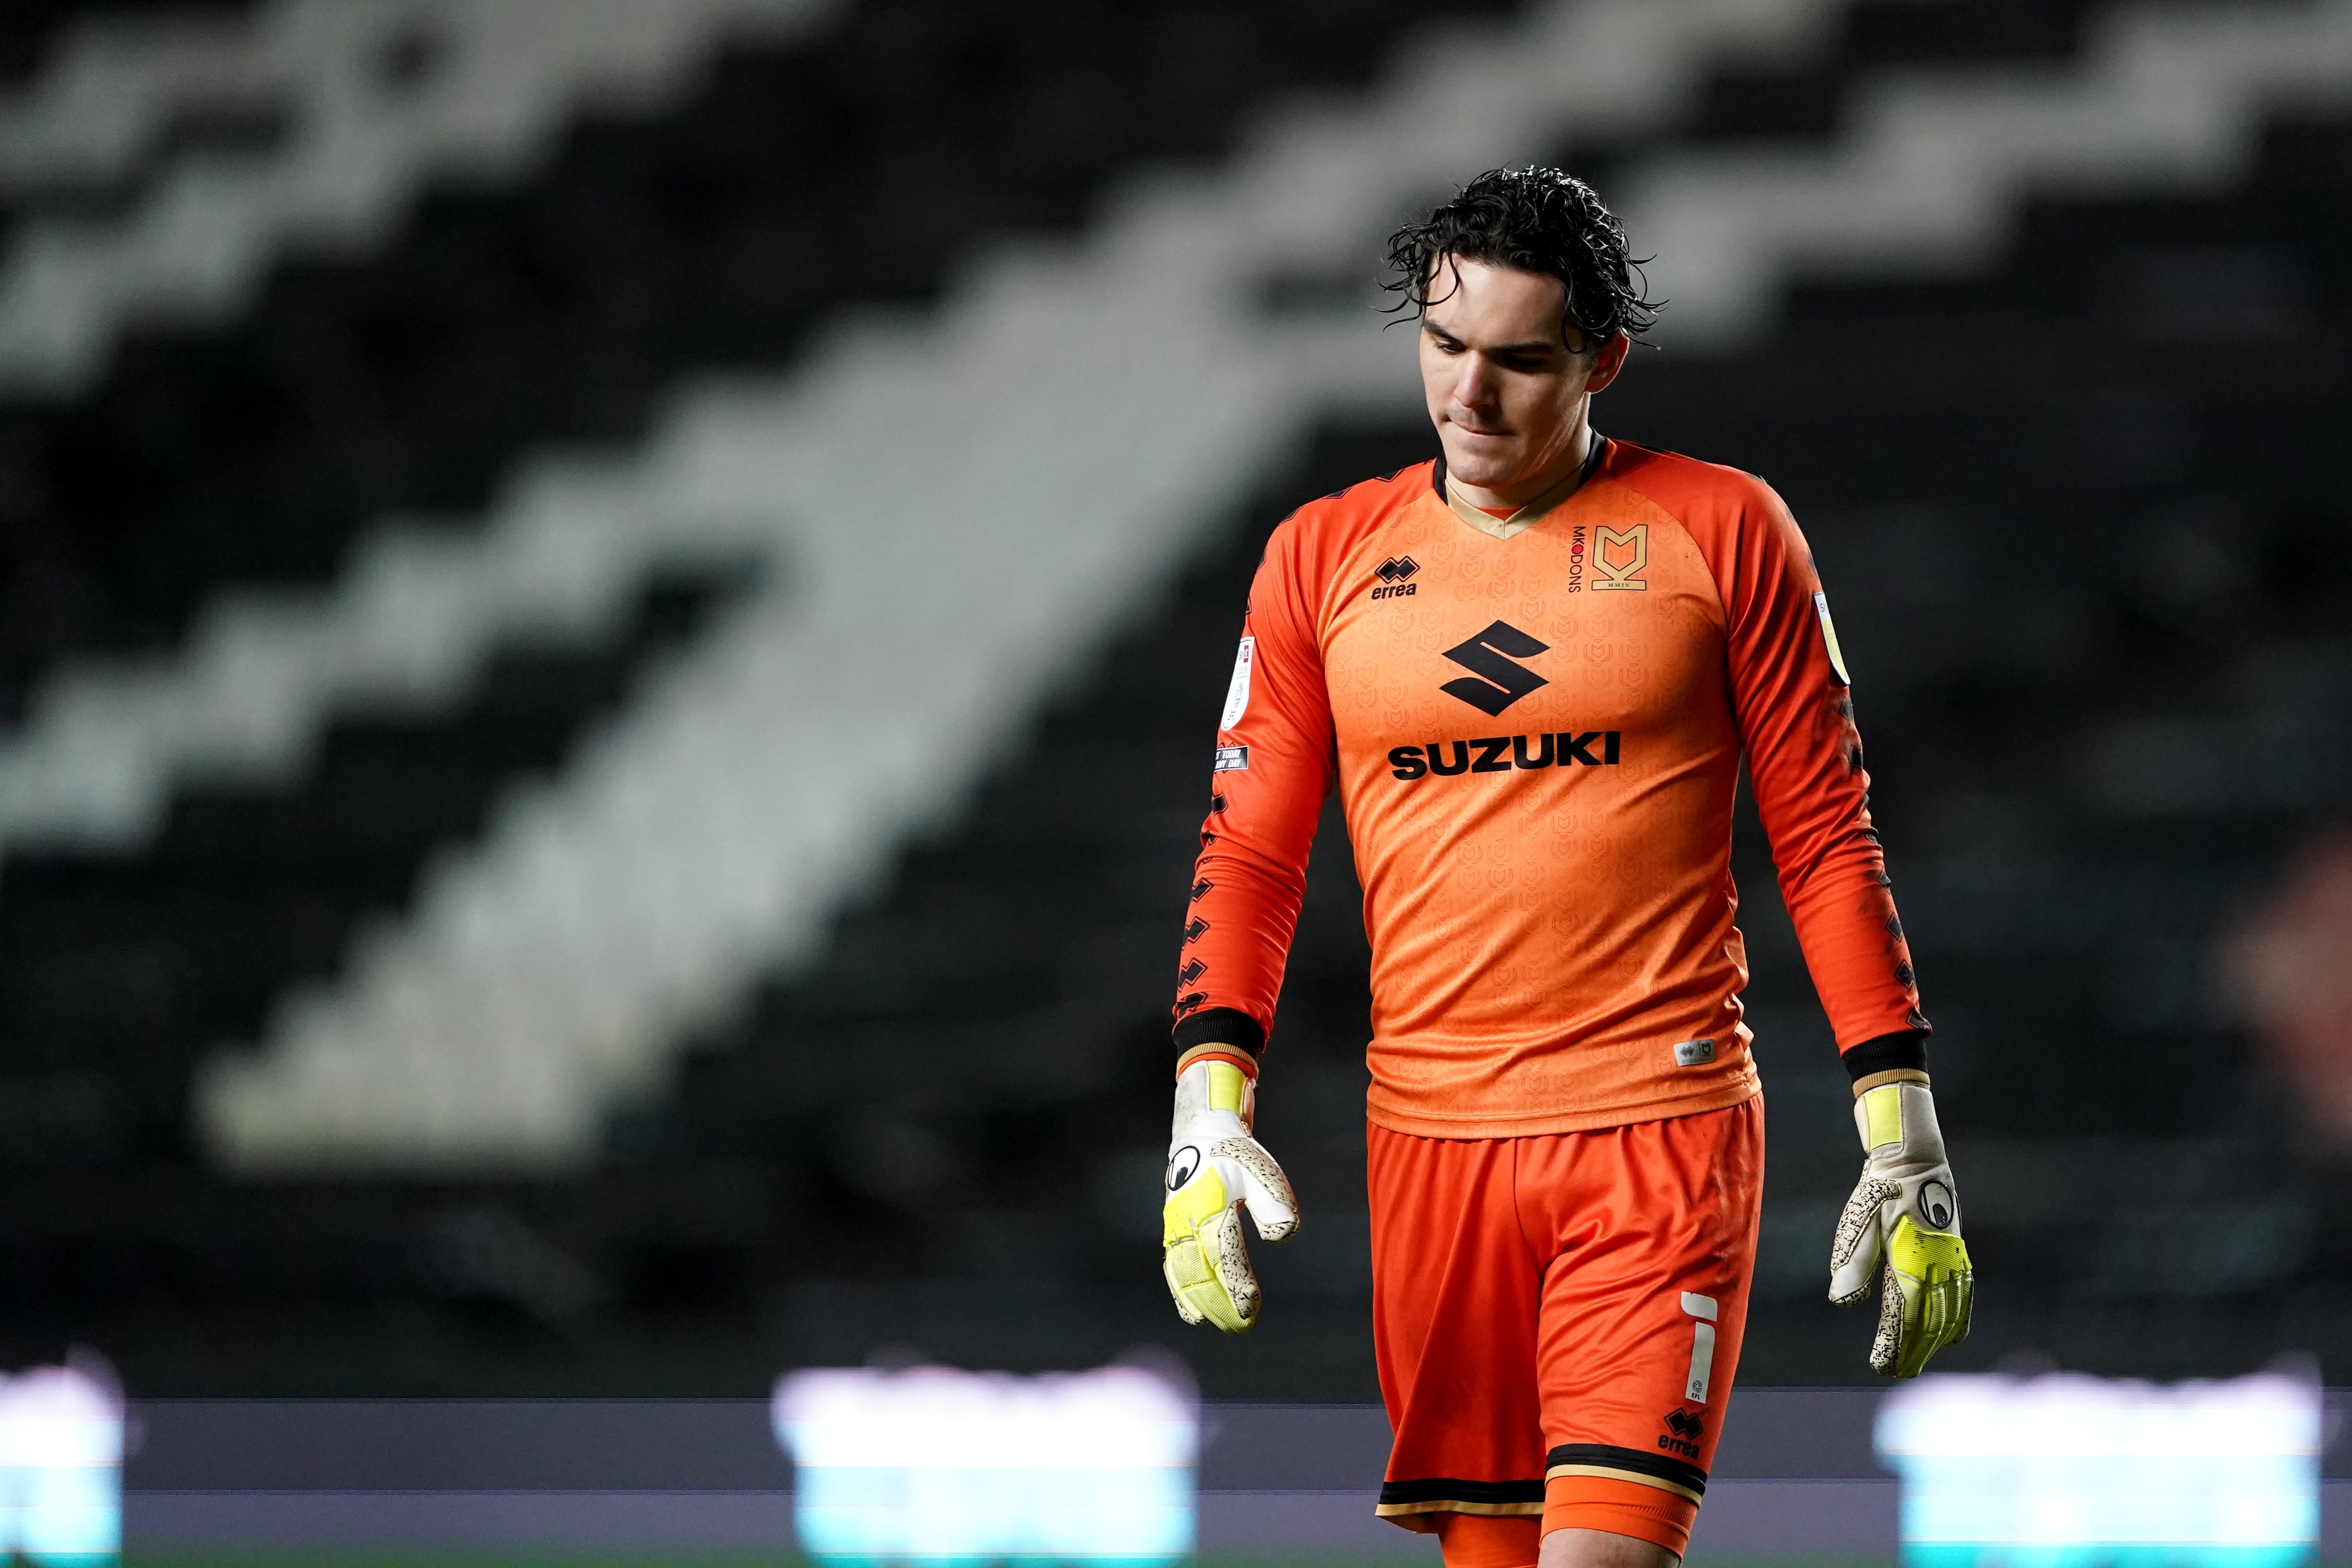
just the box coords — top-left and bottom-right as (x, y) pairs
(1158, 168), (1971, 1568)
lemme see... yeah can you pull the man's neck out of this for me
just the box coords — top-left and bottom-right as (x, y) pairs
(1449, 419), (1598, 510)
(1443, 426), (1601, 540)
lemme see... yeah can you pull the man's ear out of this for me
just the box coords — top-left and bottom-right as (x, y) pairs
(1583, 331), (1632, 394)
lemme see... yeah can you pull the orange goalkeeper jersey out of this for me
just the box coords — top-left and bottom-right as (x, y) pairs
(1176, 438), (1927, 1138)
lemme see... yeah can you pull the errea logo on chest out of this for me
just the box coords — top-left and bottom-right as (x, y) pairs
(1369, 556), (1419, 600)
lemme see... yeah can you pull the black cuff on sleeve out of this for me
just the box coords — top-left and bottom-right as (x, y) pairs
(1173, 1008), (1263, 1059)
(1841, 1030), (1928, 1081)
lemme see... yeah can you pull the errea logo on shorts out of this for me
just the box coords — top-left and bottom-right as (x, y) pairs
(1659, 1407), (1704, 1460)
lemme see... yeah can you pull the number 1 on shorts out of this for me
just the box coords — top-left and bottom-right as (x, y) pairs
(1680, 1291), (1719, 1404)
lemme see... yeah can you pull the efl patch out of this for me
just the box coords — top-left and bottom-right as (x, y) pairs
(1213, 746), (1249, 773)
(1220, 636), (1256, 728)
(1812, 592), (1851, 686)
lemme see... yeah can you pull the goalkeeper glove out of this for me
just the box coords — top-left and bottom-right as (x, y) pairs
(1161, 1054), (1298, 1332)
(1830, 1077), (1974, 1377)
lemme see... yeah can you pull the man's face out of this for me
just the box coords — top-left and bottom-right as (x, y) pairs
(1417, 256), (1627, 501)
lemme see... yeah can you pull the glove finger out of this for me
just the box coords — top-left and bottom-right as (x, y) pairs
(1163, 1165), (1247, 1331)
(1868, 1258), (1905, 1376)
(1218, 1138), (1300, 1243)
(1161, 1230), (1213, 1326)
(1913, 1276), (1968, 1376)
(1885, 1274), (1966, 1380)
(1164, 1213), (1254, 1332)
(1161, 1253), (1205, 1326)
(1202, 1203), (1262, 1329)
(1879, 1219), (1976, 1378)
(1830, 1176), (1898, 1306)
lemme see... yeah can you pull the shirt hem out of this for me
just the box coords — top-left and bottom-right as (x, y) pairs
(1364, 1075), (1760, 1141)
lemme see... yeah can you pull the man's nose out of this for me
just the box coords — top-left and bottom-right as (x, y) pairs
(1454, 354), (1496, 408)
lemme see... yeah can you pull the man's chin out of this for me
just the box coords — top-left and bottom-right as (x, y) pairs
(1440, 448), (1521, 490)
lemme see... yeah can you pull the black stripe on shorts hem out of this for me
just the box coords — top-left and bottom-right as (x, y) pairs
(1377, 1477), (1546, 1510)
(1543, 1444), (1707, 1498)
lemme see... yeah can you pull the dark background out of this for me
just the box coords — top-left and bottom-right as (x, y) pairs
(0, 0), (2345, 1399)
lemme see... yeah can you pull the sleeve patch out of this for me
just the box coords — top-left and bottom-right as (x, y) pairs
(1213, 745), (1249, 772)
(1812, 592), (1852, 686)
(1220, 636), (1256, 729)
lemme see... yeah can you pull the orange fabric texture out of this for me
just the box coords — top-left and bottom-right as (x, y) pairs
(1367, 1102), (1761, 1539)
(1177, 442), (1925, 1136)
(1434, 1512), (1540, 1568)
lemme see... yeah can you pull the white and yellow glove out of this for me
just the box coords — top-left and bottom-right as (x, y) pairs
(1162, 1056), (1298, 1333)
(1830, 1077), (1974, 1378)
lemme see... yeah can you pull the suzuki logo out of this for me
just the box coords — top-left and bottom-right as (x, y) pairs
(1439, 620), (1550, 716)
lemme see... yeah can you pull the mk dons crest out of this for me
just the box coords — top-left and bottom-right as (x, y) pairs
(1591, 524), (1648, 591)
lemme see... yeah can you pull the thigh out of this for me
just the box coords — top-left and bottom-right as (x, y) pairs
(1367, 1122), (1548, 1533)
(1523, 1097), (1765, 1554)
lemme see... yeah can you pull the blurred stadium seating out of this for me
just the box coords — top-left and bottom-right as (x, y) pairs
(0, 0), (2344, 1401)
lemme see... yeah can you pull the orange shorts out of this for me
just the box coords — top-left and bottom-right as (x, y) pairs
(1368, 1097), (1764, 1563)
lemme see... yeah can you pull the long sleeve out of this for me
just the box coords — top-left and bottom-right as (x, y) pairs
(1715, 483), (1929, 1053)
(1170, 515), (1337, 1056)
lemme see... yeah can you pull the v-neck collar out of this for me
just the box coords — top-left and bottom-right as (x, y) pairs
(1434, 429), (1605, 542)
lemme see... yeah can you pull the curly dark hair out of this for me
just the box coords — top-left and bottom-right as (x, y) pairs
(1383, 167), (1660, 349)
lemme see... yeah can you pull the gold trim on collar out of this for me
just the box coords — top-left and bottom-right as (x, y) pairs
(1440, 435), (1601, 541)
